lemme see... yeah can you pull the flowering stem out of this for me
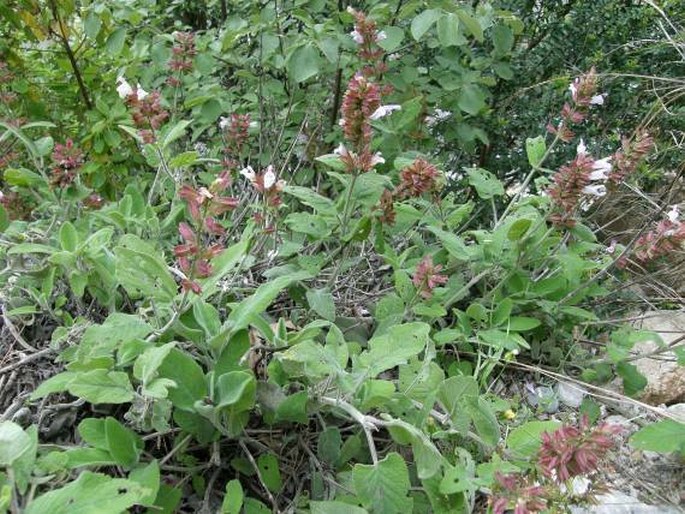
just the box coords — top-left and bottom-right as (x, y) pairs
(340, 171), (360, 237)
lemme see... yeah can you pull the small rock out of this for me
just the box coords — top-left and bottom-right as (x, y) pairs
(666, 403), (685, 422)
(570, 491), (681, 514)
(604, 415), (636, 431)
(557, 381), (587, 408)
(633, 311), (685, 405)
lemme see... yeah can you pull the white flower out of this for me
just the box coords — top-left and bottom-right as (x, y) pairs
(667, 205), (680, 224)
(375, 30), (387, 42)
(370, 104), (402, 120)
(576, 139), (587, 156)
(350, 30), (363, 44)
(591, 156), (612, 176)
(263, 165), (276, 189)
(582, 184), (607, 197)
(590, 94), (605, 105)
(606, 240), (617, 254)
(219, 116), (230, 130)
(240, 166), (256, 182)
(334, 143), (350, 157)
(370, 152), (385, 166)
(136, 84), (149, 99)
(116, 77), (133, 98)
(569, 80), (578, 99)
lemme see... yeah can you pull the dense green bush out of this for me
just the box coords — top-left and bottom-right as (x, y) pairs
(0, 1), (683, 513)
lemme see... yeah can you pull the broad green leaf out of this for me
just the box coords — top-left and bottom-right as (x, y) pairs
(458, 85), (486, 116)
(437, 13), (464, 47)
(77, 418), (109, 450)
(506, 317), (541, 331)
(4, 167), (43, 187)
(315, 154), (347, 172)
(506, 420), (561, 458)
(317, 427), (342, 466)
(158, 348), (207, 411)
(115, 235), (177, 303)
(168, 151), (199, 168)
(215, 371), (256, 412)
(284, 185), (335, 215)
(466, 168), (504, 199)
(133, 342), (176, 386)
(507, 218), (532, 241)
(492, 25), (514, 54)
(8, 242), (56, 255)
(463, 396), (500, 447)
(353, 453), (412, 514)
(0, 421), (32, 466)
(377, 26), (404, 52)
(426, 226), (470, 261)
(200, 238), (248, 301)
(358, 322), (430, 377)
(223, 270), (312, 336)
(274, 391), (309, 424)
(525, 136), (546, 168)
(106, 28), (127, 56)
(437, 376), (478, 429)
(222, 479), (244, 514)
(105, 417), (141, 468)
(59, 222), (78, 252)
(257, 453), (282, 493)
(34, 136), (53, 157)
(25, 472), (149, 514)
(630, 420), (685, 455)
(288, 44), (321, 83)
(162, 119), (192, 149)
(306, 288), (336, 321)
(30, 372), (78, 400)
(456, 9), (483, 41)
(129, 460), (160, 507)
(616, 362), (647, 397)
(67, 370), (135, 404)
(411, 9), (441, 41)
(284, 213), (331, 238)
(84, 12), (101, 39)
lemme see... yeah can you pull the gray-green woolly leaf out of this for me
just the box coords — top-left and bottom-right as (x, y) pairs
(24, 472), (150, 514)
(525, 136), (546, 167)
(67, 370), (135, 404)
(158, 348), (207, 411)
(0, 421), (32, 466)
(630, 420), (685, 455)
(377, 26), (404, 52)
(287, 44), (322, 83)
(306, 288), (336, 321)
(222, 270), (312, 336)
(458, 85), (487, 115)
(222, 479), (244, 514)
(133, 342), (176, 385)
(352, 453), (413, 514)
(466, 168), (504, 199)
(411, 9), (441, 41)
(283, 185), (335, 215)
(426, 226), (470, 261)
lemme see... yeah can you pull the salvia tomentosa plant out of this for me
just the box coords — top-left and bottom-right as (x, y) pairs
(0, 2), (683, 513)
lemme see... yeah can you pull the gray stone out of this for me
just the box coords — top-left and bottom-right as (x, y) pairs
(666, 403), (685, 422)
(570, 491), (682, 514)
(633, 311), (685, 405)
(557, 381), (587, 408)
